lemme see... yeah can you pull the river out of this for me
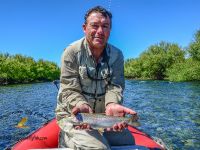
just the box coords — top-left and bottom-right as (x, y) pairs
(0, 80), (200, 149)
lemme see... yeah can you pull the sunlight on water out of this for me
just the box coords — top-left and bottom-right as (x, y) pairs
(0, 83), (57, 149)
(124, 80), (200, 150)
(0, 81), (200, 149)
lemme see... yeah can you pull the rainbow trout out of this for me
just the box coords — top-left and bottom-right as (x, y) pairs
(73, 113), (140, 129)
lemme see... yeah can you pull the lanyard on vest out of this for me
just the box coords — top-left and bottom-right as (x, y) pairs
(80, 45), (111, 112)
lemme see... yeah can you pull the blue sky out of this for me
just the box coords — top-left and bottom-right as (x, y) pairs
(0, 0), (200, 65)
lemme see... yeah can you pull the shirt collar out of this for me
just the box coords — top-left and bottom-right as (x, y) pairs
(83, 37), (109, 62)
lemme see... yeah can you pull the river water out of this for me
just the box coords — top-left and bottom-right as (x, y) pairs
(0, 80), (200, 149)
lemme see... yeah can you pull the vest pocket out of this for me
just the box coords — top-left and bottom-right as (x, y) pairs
(79, 66), (87, 79)
(79, 66), (91, 85)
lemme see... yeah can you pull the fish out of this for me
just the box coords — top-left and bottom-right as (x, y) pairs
(15, 117), (29, 128)
(73, 113), (140, 130)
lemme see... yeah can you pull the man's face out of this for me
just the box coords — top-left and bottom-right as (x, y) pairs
(83, 12), (111, 50)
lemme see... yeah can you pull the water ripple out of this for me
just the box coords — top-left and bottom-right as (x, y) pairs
(1, 81), (200, 149)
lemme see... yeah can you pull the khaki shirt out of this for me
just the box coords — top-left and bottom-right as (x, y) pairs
(56, 37), (124, 124)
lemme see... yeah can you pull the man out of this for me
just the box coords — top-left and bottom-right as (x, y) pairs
(56, 6), (137, 150)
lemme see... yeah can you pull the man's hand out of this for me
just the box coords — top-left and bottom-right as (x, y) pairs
(72, 103), (93, 115)
(105, 103), (137, 131)
(106, 103), (137, 117)
(71, 104), (93, 130)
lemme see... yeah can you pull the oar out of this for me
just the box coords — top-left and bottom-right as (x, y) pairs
(52, 80), (60, 90)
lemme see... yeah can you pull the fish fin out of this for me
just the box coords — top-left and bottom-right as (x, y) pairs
(98, 128), (104, 134)
(131, 114), (139, 121)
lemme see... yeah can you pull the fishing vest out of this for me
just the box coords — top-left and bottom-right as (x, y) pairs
(77, 39), (112, 101)
(62, 37), (124, 113)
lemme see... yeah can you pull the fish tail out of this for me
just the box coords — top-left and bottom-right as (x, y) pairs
(128, 114), (141, 127)
(128, 114), (138, 121)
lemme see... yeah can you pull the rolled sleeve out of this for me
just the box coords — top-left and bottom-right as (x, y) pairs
(56, 47), (89, 122)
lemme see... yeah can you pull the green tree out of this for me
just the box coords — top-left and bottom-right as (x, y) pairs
(124, 58), (142, 78)
(0, 52), (60, 85)
(139, 42), (185, 80)
(166, 59), (200, 81)
(188, 29), (200, 61)
(36, 59), (60, 81)
(0, 53), (10, 84)
(166, 29), (200, 81)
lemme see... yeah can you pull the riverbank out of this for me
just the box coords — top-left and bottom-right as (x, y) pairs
(0, 79), (56, 86)
(1, 76), (199, 86)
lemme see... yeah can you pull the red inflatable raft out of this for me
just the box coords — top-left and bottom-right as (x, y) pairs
(10, 119), (165, 150)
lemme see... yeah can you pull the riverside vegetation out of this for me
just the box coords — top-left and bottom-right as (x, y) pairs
(1, 30), (200, 85)
(0, 54), (60, 85)
(124, 29), (200, 81)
